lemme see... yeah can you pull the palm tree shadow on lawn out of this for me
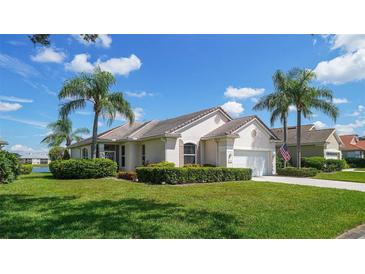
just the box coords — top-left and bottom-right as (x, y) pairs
(0, 194), (241, 239)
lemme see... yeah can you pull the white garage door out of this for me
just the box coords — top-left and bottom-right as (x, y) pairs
(233, 150), (269, 176)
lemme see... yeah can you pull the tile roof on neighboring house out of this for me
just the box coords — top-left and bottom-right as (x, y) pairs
(339, 135), (365, 151)
(68, 106), (231, 148)
(271, 125), (336, 145)
(202, 115), (279, 140)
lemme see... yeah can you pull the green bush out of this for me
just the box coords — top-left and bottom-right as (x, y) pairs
(136, 167), (252, 184)
(147, 161), (175, 168)
(0, 150), (20, 184)
(277, 167), (319, 177)
(346, 158), (365, 168)
(183, 163), (201, 168)
(49, 158), (117, 179)
(323, 159), (347, 172)
(48, 146), (66, 161)
(301, 157), (326, 170)
(20, 164), (32, 175)
(117, 171), (137, 181)
(276, 155), (284, 169)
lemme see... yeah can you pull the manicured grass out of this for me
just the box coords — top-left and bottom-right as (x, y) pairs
(354, 168), (365, 171)
(1, 173), (365, 239)
(314, 171), (365, 183)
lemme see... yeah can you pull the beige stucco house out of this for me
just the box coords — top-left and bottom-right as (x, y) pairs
(69, 106), (280, 176)
(271, 124), (343, 165)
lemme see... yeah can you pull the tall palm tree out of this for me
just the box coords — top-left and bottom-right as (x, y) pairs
(41, 117), (90, 147)
(253, 70), (291, 167)
(287, 68), (339, 168)
(59, 67), (134, 158)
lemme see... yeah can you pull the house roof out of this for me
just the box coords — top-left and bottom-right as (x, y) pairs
(0, 139), (8, 146)
(68, 106), (232, 148)
(271, 125), (337, 145)
(202, 115), (279, 140)
(20, 152), (49, 159)
(339, 134), (365, 151)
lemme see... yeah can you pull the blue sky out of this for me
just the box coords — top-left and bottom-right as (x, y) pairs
(1, 34), (365, 153)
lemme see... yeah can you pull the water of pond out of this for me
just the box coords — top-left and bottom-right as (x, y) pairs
(32, 166), (50, 173)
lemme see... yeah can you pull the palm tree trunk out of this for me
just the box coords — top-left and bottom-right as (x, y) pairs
(91, 112), (99, 159)
(283, 112), (288, 168)
(66, 136), (72, 147)
(296, 109), (302, 168)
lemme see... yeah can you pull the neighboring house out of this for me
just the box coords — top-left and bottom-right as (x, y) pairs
(69, 106), (280, 176)
(20, 152), (51, 165)
(0, 139), (8, 150)
(271, 124), (343, 164)
(339, 134), (365, 159)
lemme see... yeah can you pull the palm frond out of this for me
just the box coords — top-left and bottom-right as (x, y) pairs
(59, 99), (87, 118)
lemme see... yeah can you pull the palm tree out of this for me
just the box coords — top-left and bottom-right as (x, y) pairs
(287, 68), (339, 168)
(41, 117), (90, 147)
(253, 70), (291, 167)
(59, 67), (134, 158)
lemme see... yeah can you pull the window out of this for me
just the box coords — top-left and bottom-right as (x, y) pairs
(121, 145), (126, 167)
(184, 143), (196, 164)
(142, 144), (146, 165)
(40, 159), (48, 164)
(82, 148), (88, 159)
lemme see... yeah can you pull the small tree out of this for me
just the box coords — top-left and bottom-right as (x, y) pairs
(48, 146), (65, 161)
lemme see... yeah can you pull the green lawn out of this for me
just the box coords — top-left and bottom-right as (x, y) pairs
(314, 171), (365, 183)
(1, 172), (365, 239)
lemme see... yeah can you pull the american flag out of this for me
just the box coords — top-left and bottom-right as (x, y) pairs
(279, 143), (291, 162)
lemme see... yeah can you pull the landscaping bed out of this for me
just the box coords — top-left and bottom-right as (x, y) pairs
(1, 172), (365, 238)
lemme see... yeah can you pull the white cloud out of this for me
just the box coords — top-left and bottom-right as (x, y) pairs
(289, 105), (297, 112)
(335, 119), (365, 135)
(9, 144), (35, 153)
(73, 34), (112, 48)
(133, 107), (144, 121)
(0, 53), (39, 78)
(30, 48), (66, 63)
(314, 49), (365, 84)
(65, 54), (142, 76)
(224, 86), (265, 99)
(250, 97), (259, 104)
(332, 97), (349, 104)
(126, 91), (154, 98)
(65, 54), (94, 73)
(221, 101), (244, 118)
(313, 121), (327, 129)
(348, 105), (365, 117)
(331, 34), (365, 53)
(0, 114), (47, 128)
(96, 54), (142, 76)
(0, 95), (33, 103)
(0, 101), (22, 112)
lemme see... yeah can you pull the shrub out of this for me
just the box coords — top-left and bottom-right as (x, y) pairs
(49, 146), (66, 161)
(20, 164), (32, 175)
(277, 167), (318, 177)
(0, 150), (20, 184)
(49, 158), (117, 179)
(301, 157), (326, 170)
(276, 155), (284, 169)
(183, 163), (201, 168)
(323, 159), (347, 172)
(203, 164), (216, 167)
(117, 171), (137, 181)
(346, 158), (365, 168)
(136, 167), (252, 184)
(147, 161), (175, 168)
(62, 149), (70, 160)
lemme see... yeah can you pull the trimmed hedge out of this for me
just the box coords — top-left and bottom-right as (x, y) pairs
(147, 161), (175, 168)
(49, 158), (117, 179)
(302, 157), (347, 172)
(20, 164), (33, 175)
(136, 167), (252, 184)
(277, 167), (319, 177)
(117, 171), (137, 181)
(301, 157), (326, 170)
(323, 159), (347, 172)
(346, 158), (365, 168)
(0, 150), (20, 184)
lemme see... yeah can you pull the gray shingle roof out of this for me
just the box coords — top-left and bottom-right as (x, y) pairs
(68, 106), (229, 147)
(271, 125), (335, 145)
(203, 116), (256, 138)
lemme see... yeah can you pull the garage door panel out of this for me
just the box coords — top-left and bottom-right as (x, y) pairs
(233, 150), (269, 176)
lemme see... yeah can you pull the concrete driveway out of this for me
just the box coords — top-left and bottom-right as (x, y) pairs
(252, 176), (365, 192)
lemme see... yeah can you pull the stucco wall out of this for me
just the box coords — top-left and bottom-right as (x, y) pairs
(165, 138), (180, 167)
(71, 145), (90, 159)
(142, 139), (165, 165)
(204, 140), (218, 166)
(325, 133), (340, 150)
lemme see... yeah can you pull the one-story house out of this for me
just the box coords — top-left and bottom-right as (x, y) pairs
(20, 152), (50, 165)
(339, 134), (365, 159)
(69, 106), (280, 176)
(271, 124), (343, 165)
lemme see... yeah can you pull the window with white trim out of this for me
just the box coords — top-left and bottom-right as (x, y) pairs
(121, 145), (126, 167)
(82, 148), (88, 159)
(184, 143), (196, 164)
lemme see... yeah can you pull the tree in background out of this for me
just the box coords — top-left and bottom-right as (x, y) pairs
(59, 67), (134, 159)
(28, 34), (98, 46)
(41, 117), (89, 147)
